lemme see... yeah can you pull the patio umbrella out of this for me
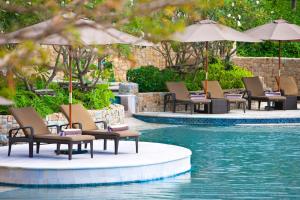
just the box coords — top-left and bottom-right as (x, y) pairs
(0, 96), (14, 106)
(245, 19), (300, 90)
(1, 17), (153, 126)
(171, 19), (260, 96)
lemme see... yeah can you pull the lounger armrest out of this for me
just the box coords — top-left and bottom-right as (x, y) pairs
(95, 121), (107, 129)
(47, 124), (60, 134)
(8, 126), (34, 138)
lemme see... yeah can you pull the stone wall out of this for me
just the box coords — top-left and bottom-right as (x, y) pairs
(0, 104), (125, 145)
(112, 47), (166, 81)
(232, 57), (300, 91)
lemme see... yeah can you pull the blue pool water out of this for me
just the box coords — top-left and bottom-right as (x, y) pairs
(1, 125), (300, 199)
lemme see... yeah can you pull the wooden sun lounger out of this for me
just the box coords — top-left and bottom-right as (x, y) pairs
(165, 82), (211, 114)
(8, 107), (94, 160)
(60, 104), (140, 154)
(202, 80), (246, 113)
(242, 77), (286, 110)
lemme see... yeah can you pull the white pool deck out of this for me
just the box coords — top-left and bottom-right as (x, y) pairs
(0, 140), (191, 186)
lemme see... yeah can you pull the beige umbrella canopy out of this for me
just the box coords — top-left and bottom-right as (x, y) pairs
(171, 19), (260, 96)
(245, 19), (300, 90)
(0, 96), (14, 106)
(1, 17), (153, 126)
(1, 18), (153, 46)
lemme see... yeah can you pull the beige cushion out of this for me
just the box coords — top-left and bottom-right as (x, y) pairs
(83, 129), (139, 138)
(276, 76), (298, 96)
(115, 130), (140, 137)
(166, 82), (190, 101)
(227, 98), (246, 103)
(242, 77), (265, 96)
(60, 104), (98, 130)
(34, 134), (94, 141)
(10, 107), (51, 136)
(202, 80), (224, 98)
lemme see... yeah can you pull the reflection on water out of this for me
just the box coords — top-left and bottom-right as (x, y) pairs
(1, 125), (300, 199)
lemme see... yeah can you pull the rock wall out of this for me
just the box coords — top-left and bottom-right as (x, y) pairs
(0, 104), (125, 145)
(112, 47), (166, 81)
(232, 57), (300, 91)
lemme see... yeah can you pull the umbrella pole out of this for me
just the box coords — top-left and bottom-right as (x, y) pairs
(278, 41), (281, 91)
(68, 47), (72, 128)
(205, 41), (209, 97)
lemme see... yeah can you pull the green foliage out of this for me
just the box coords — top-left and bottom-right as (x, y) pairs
(185, 61), (252, 90)
(0, 82), (114, 117)
(218, 0), (300, 58)
(127, 66), (180, 92)
(73, 84), (114, 110)
(128, 63), (252, 92)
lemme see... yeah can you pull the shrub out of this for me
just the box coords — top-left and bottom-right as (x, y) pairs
(127, 63), (252, 92)
(127, 65), (180, 92)
(184, 62), (252, 90)
(0, 83), (114, 117)
(73, 84), (114, 110)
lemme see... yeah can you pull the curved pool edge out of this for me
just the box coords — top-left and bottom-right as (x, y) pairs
(0, 141), (191, 187)
(134, 113), (300, 126)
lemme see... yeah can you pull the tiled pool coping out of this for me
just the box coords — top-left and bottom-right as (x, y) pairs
(134, 110), (300, 126)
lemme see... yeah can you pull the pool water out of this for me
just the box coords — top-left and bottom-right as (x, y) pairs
(1, 125), (300, 199)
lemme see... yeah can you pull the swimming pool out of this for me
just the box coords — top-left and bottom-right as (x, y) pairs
(1, 125), (300, 199)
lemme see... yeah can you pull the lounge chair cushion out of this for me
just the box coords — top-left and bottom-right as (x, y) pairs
(202, 80), (224, 98)
(34, 134), (95, 142)
(252, 96), (286, 101)
(227, 98), (246, 103)
(10, 107), (51, 136)
(83, 129), (139, 138)
(242, 77), (265, 96)
(60, 104), (98, 130)
(277, 76), (298, 96)
(166, 82), (190, 101)
(114, 130), (140, 137)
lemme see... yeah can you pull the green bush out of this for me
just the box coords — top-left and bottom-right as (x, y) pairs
(127, 65), (180, 92)
(127, 63), (252, 92)
(0, 83), (114, 117)
(73, 84), (114, 110)
(185, 62), (252, 90)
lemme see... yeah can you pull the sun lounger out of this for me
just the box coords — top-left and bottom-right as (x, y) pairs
(60, 104), (139, 154)
(202, 80), (246, 113)
(242, 77), (286, 110)
(165, 82), (211, 114)
(276, 76), (300, 99)
(8, 107), (94, 160)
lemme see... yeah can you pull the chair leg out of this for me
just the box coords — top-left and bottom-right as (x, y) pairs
(68, 143), (73, 160)
(267, 101), (271, 111)
(36, 142), (40, 154)
(103, 139), (107, 150)
(77, 143), (82, 152)
(29, 141), (33, 158)
(135, 137), (139, 153)
(258, 101), (261, 110)
(114, 138), (119, 155)
(8, 141), (12, 156)
(243, 102), (246, 113)
(173, 101), (176, 113)
(84, 142), (88, 149)
(56, 143), (61, 155)
(90, 141), (93, 158)
(248, 99), (251, 110)
(190, 103), (194, 114)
